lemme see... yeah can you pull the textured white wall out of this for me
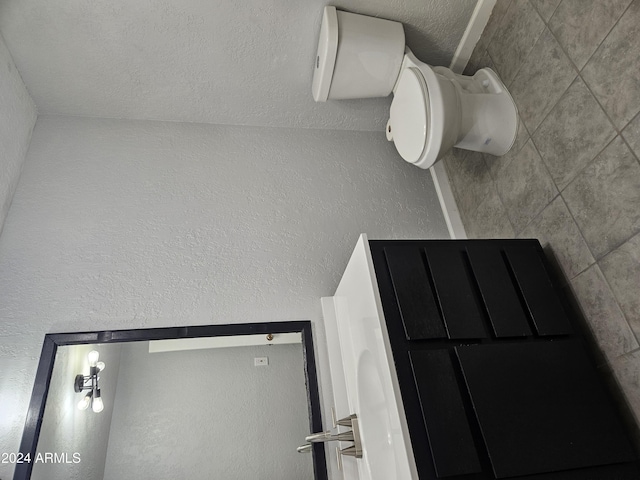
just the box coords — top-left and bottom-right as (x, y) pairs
(0, 114), (449, 478)
(0, 33), (36, 235)
(0, 0), (476, 131)
(103, 342), (313, 480)
(31, 344), (122, 480)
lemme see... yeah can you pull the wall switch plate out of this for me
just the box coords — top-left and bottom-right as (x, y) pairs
(254, 357), (268, 366)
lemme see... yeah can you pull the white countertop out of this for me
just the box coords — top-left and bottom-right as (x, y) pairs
(322, 234), (418, 480)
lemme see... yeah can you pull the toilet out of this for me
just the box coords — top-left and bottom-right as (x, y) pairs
(312, 6), (518, 169)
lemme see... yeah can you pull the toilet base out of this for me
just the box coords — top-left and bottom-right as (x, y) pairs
(449, 68), (519, 157)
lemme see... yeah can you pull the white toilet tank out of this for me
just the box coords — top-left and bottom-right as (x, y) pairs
(312, 6), (405, 102)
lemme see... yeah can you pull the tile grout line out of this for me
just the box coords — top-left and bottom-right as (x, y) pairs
(595, 255), (640, 348)
(503, 27), (547, 91)
(554, 131), (640, 266)
(569, 261), (594, 282)
(542, 0), (562, 23)
(556, 133), (640, 344)
(504, 6), (578, 139)
(543, 0), (639, 142)
(525, 28), (578, 139)
(572, 257), (640, 356)
(485, 0), (548, 90)
(483, 0), (514, 49)
(527, 0), (634, 140)
(525, 73), (577, 140)
(597, 233), (640, 264)
(513, 192), (561, 238)
(494, 0), (632, 144)
(555, 135), (618, 264)
(527, 118), (560, 193)
(549, 0), (634, 75)
(486, 173), (518, 237)
(624, 346), (640, 356)
(555, 192), (598, 279)
(514, 128), (563, 237)
(578, 71), (635, 139)
(551, 120), (640, 350)
(465, 152), (495, 222)
(550, 133), (618, 197)
(619, 127), (640, 167)
(531, 11), (640, 190)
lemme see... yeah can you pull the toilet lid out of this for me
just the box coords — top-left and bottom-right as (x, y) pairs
(389, 67), (429, 164)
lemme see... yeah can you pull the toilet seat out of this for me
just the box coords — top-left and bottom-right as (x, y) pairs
(387, 68), (429, 163)
(387, 65), (450, 169)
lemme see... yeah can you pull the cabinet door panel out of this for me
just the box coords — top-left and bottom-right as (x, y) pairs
(424, 244), (487, 339)
(384, 246), (446, 340)
(456, 341), (635, 478)
(466, 244), (532, 337)
(410, 349), (481, 478)
(504, 245), (572, 335)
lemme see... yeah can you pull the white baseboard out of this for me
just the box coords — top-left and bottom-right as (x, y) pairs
(449, 0), (497, 74)
(430, 161), (467, 239)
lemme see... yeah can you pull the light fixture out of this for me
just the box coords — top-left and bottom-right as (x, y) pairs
(74, 350), (105, 413)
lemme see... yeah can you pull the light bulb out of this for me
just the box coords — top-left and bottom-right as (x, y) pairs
(77, 394), (91, 411)
(96, 361), (106, 372)
(92, 389), (104, 413)
(92, 396), (104, 413)
(88, 350), (99, 367)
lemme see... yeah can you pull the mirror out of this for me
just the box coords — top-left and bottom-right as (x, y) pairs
(15, 322), (327, 480)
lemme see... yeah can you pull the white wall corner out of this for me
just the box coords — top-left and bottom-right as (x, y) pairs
(449, 0), (497, 74)
(0, 32), (37, 235)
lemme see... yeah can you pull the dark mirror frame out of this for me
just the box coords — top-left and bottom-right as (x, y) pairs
(14, 321), (327, 480)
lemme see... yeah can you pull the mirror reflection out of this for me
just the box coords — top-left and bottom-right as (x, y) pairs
(31, 333), (314, 480)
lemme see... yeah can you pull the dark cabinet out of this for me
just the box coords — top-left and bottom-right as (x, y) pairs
(369, 239), (639, 479)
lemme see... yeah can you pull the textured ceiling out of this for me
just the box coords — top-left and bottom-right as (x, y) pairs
(0, 0), (475, 131)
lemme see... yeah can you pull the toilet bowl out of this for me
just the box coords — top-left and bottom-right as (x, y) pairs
(312, 6), (518, 169)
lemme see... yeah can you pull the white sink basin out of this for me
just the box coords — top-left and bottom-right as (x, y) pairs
(356, 350), (396, 479)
